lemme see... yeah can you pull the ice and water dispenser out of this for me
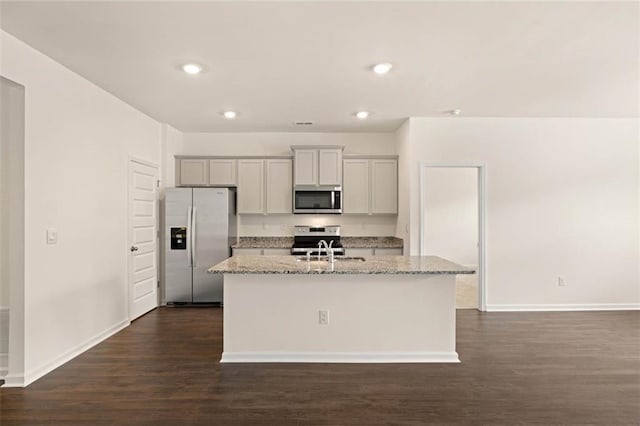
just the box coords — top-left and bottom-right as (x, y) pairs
(170, 227), (187, 250)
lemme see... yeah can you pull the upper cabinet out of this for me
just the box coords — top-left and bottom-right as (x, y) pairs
(176, 156), (292, 215)
(292, 146), (343, 186)
(293, 149), (317, 186)
(343, 159), (369, 214)
(343, 157), (397, 215)
(209, 159), (237, 186)
(176, 152), (396, 216)
(179, 159), (208, 186)
(318, 149), (342, 185)
(266, 159), (293, 214)
(237, 158), (292, 215)
(177, 157), (237, 187)
(237, 160), (265, 214)
(370, 159), (398, 214)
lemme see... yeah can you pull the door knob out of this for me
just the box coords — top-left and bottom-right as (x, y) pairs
(130, 246), (139, 252)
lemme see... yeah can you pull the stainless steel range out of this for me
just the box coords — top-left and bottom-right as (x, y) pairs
(291, 225), (345, 256)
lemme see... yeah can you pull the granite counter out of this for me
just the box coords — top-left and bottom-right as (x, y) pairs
(230, 236), (403, 250)
(208, 255), (472, 275)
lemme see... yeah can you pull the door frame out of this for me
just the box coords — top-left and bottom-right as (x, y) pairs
(127, 156), (160, 321)
(419, 162), (487, 312)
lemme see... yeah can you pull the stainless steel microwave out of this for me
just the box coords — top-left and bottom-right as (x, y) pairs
(293, 186), (342, 214)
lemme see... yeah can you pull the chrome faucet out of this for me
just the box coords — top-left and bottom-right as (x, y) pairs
(317, 240), (335, 263)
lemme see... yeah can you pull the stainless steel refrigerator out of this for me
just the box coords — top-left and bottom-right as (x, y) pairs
(164, 188), (236, 304)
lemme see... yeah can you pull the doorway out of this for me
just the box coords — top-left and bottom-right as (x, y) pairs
(419, 163), (486, 311)
(128, 158), (159, 321)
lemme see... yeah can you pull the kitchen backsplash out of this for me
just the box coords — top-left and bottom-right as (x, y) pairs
(238, 214), (397, 237)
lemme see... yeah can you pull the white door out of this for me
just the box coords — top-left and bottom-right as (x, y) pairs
(129, 159), (159, 320)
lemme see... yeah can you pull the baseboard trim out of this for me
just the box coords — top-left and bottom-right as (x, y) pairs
(486, 303), (640, 312)
(220, 351), (460, 363)
(1, 374), (25, 387)
(0, 307), (9, 380)
(23, 319), (130, 387)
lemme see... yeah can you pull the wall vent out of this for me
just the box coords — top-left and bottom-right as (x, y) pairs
(294, 121), (314, 126)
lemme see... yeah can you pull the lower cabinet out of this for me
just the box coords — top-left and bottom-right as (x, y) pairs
(373, 248), (403, 256)
(234, 247), (403, 256)
(262, 248), (292, 256)
(232, 248), (292, 256)
(345, 248), (374, 256)
(345, 248), (403, 256)
(232, 248), (264, 256)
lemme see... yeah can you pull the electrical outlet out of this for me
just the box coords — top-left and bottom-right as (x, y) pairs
(318, 310), (329, 325)
(46, 228), (58, 245)
(558, 276), (566, 286)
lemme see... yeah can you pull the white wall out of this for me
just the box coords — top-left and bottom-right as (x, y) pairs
(0, 77), (26, 382)
(422, 167), (477, 266)
(239, 214), (397, 237)
(182, 132), (395, 156)
(0, 78), (16, 310)
(1, 31), (163, 385)
(394, 120), (412, 249)
(403, 117), (639, 308)
(182, 132), (399, 237)
(161, 124), (183, 192)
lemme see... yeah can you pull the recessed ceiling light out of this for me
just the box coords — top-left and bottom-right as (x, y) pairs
(182, 63), (202, 75)
(447, 109), (461, 116)
(356, 111), (370, 119)
(223, 111), (237, 119)
(372, 63), (393, 75)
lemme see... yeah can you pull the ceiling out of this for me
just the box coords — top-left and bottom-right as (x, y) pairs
(1, 1), (638, 133)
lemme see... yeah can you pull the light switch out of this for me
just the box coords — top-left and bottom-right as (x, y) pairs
(47, 228), (58, 244)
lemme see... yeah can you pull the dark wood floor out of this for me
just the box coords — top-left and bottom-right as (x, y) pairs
(1, 308), (639, 425)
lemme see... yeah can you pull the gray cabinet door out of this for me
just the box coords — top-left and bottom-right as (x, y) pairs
(165, 188), (193, 303)
(179, 159), (208, 186)
(192, 188), (229, 303)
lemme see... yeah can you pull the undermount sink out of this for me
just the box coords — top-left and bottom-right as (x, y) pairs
(295, 256), (366, 262)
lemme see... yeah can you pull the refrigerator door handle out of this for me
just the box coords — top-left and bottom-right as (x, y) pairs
(186, 205), (193, 267)
(191, 206), (197, 268)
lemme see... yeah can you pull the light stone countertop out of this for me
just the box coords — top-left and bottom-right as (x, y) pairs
(230, 236), (403, 249)
(341, 236), (403, 248)
(231, 237), (293, 249)
(208, 255), (474, 275)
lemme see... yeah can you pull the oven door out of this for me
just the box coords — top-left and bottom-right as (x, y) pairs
(293, 188), (342, 214)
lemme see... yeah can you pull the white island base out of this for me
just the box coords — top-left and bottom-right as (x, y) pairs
(221, 273), (458, 363)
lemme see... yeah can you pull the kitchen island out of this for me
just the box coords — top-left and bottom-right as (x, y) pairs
(208, 255), (474, 363)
